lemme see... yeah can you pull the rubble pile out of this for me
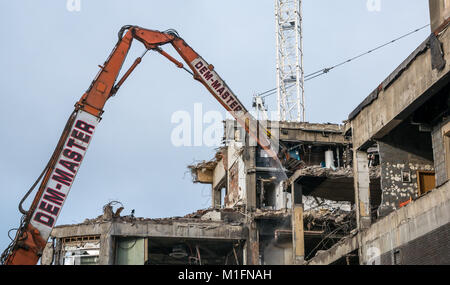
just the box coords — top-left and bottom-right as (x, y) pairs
(76, 205), (245, 226)
(304, 208), (356, 236)
(294, 165), (380, 179)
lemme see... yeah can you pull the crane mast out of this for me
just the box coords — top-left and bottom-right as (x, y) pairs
(275, 0), (305, 122)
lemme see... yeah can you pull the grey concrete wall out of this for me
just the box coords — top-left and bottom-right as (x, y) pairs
(378, 223), (450, 265)
(361, 180), (450, 264)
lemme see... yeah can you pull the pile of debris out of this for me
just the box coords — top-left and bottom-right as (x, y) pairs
(303, 208), (357, 260)
(76, 202), (246, 227)
(187, 150), (225, 184)
(293, 164), (380, 179)
(182, 209), (211, 219)
(254, 208), (290, 219)
(304, 208), (356, 236)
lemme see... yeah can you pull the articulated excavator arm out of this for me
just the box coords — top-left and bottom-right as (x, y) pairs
(1, 25), (283, 265)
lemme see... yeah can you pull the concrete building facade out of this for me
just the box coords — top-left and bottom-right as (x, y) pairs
(309, 0), (450, 265)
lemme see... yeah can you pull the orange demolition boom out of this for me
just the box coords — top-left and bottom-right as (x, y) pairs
(1, 25), (282, 265)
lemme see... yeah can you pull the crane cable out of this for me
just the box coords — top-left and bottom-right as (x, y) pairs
(259, 23), (430, 98)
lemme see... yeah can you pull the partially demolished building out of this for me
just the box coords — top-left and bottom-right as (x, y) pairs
(42, 0), (450, 265)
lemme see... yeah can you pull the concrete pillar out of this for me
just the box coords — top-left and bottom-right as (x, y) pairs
(212, 186), (221, 209)
(99, 222), (114, 265)
(244, 146), (257, 211)
(353, 150), (371, 230)
(246, 221), (260, 265)
(54, 238), (63, 265)
(291, 182), (304, 264)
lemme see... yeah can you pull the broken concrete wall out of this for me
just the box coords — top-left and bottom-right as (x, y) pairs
(188, 161), (216, 184)
(378, 142), (434, 217)
(377, 123), (435, 217)
(432, 118), (450, 187)
(224, 141), (246, 208)
(256, 177), (289, 210)
(226, 159), (241, 207)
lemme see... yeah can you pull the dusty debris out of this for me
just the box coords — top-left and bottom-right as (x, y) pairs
(71, 207), (246, 228)
(187, 149), (226, 184)
(183, 209), (211, 219)
(254, 208), (290, 219)
(188, 160), (218, 172)
(101, 201), (124, 221)
(304, 209), (355, 229)
(292, 165), (380, 179)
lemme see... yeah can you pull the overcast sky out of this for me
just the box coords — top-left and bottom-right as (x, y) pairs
(0, 0), (430, 251)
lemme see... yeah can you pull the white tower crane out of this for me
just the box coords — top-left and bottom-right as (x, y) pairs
(275, 0), (305, 122)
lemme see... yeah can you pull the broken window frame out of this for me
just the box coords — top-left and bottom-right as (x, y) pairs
(60, 235), (101, 265)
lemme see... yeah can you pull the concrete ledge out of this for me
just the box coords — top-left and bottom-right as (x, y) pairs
(111, 221), (245, 240)
(52, 222), (108, 238)
(52, 220), (245, 241)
